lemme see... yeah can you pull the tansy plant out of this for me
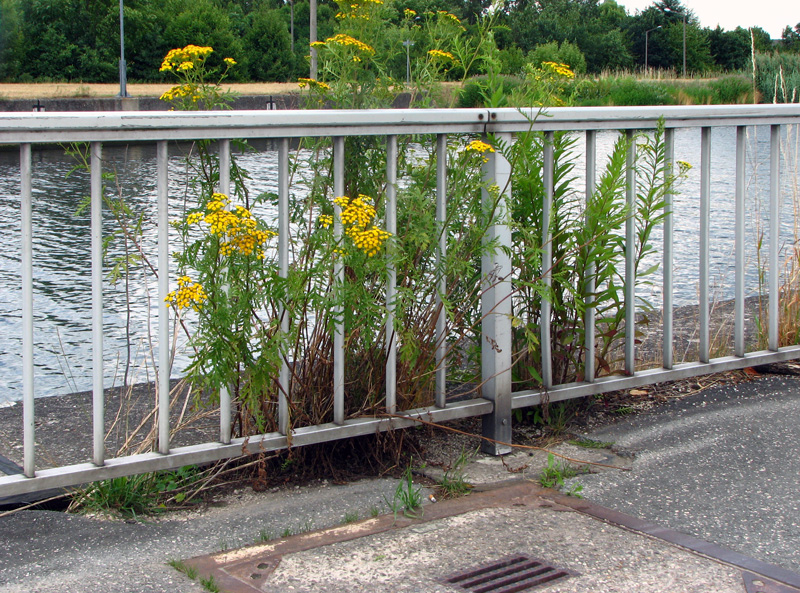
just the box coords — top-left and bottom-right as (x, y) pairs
(159, 44), (237, 111)
(156, 4), (689, 441)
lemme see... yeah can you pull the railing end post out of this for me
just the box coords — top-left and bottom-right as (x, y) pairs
(481, 395), (512, 456)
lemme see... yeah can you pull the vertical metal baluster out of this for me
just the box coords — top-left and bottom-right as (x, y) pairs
(480, 130), (513, 456)
(385, 135), (398, 414)
(663, 128), (675, 370)
(218, 139), (232, 444)
(769, 124), (781, 352)
(278, 138), (291, 434)
(699, 127), (711, 363)
(21, 144), (35, 478)
(91, 142), (105, 466)
(435, 134), (447, 408)
(584, 130), (596, 383)
(542, 132), (554, 389)
(333, 137), (345, 425)
(625, 130), (636, 375)
(157, 141), (170, 454)
(735, 127), (746, 357)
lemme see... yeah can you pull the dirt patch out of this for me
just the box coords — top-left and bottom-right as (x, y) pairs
(0, 82), (301, 100)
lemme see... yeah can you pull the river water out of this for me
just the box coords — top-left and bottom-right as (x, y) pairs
(0, 126), (797, 404)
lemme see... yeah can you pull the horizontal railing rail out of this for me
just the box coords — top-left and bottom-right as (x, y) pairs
(2, 104), (800, 499)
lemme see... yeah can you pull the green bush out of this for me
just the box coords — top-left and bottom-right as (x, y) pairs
(529, 40), (587, 75)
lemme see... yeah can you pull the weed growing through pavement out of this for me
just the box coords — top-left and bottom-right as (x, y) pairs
(437, 448), (476, 499)
(539, 453), (585, 498)
(168, 557), (220, 593)
(167, 559), (198, 580)
(199, 574), (221, 593)
(343, 511), (360, 524)
(384, 464), (423, 521)
(256, 528), (274, 543)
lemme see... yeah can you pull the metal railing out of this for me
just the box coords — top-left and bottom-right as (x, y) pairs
(2, 104), (800, 498)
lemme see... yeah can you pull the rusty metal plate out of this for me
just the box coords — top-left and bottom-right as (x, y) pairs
(743, 571), (800, 593)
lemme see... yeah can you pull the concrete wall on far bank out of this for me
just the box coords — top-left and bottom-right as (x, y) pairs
(0, 93), (413, 112)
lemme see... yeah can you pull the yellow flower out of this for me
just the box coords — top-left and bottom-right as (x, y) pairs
(332, 195), (391, 256)
(541, 61), (575, 79)
(160, 45), (213, 73)
(223, 57), (236, 67)
(323, 34), (375, 55)
(465, 140), (495, 153)
(428, 49), (455, 61)
(404, 8), (416, 16)
(165, 275), (208, 311)
(297, 77), (330, 91)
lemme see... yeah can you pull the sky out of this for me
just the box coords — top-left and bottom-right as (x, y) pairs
(617, 0), (797, 39)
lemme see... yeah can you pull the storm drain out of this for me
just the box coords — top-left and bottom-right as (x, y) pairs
(440, 554), (578, 593)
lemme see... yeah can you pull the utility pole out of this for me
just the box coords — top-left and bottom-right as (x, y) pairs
(310, 0), (318, 79)
(663, 7), (687, 78)
(118, 0), (129, 97)
(682, 12), (687, 78)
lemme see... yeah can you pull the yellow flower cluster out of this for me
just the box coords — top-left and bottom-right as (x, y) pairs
(160, 45), (213, 72)
(319, 214), (334, 228)
(314, 34), (375, 55)
(160, 84), (200, 103)
(349, 226), (392, 257)
(428, 49), (455, 61)
(165, 275), (208, 311)
(541, 61), (575, 79)
(298, 77), (331, 91)
(437, 10), (461, 23)
(465, 140), (495, 153)
(335, 194), (376, 227)
(333, 195), (391, 257)
(404, 8), (417, 16)
(187, 193), (276, 259)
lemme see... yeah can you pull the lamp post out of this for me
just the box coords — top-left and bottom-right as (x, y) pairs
(118, 0), (128, 97)
(403, 40), (414, 84)
(645, 25), (662, 72)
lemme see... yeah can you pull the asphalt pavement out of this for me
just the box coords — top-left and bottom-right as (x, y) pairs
(1, 368), (799, 592)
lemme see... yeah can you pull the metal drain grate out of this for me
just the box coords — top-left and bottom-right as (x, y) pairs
(440, 554), (578, 593)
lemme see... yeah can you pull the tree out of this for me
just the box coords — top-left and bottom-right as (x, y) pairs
(707, 26), (750, 71)
(0, 0), (25, 80)
(161, 0), (245, 79)
(781, 24), (800, 53)
(245, 7), (294, 81)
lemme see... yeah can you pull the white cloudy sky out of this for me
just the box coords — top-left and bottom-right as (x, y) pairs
(617, 0), (797, 38)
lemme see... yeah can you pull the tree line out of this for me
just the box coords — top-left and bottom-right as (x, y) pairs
(0, 0), (798, 83)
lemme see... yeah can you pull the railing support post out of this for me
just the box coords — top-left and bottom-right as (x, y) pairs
(480, 131), (513, 456)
